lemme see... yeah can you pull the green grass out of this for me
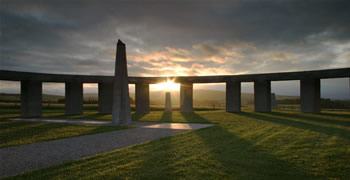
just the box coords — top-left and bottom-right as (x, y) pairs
(0, 109), (131, 148)
(3, 109), (350, 179)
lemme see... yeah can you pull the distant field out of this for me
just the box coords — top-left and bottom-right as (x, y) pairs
(2, 108), (349, 179)
(2, 91), (348, 110)
(0, 93), (64, 102)
(0, 102), (226, 111)
(0, 91), (300, 107)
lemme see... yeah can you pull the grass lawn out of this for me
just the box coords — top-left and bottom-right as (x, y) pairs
(2, 108), (350, 179)
(0, 109), (130, 148)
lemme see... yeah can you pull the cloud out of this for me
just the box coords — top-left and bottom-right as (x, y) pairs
(130, 47), (194, 63)
(0, 0), (350, 98)
(257, 51), (302, 62)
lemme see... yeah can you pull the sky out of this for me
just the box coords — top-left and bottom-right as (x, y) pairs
(0, 0), (350, 99)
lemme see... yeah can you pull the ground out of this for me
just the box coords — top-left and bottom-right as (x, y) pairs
(1, 107), (350, 179)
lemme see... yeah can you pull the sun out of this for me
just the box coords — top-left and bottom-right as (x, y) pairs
(150, 79), (180, 91)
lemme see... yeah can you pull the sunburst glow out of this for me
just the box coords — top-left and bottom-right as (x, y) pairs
(150, 79), (180, 91)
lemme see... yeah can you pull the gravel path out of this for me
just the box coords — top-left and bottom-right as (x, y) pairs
(0, 121), (214, 178)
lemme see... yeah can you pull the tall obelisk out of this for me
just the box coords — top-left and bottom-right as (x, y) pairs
(165, 92), (172, 112)
(112, 40), (131, 125)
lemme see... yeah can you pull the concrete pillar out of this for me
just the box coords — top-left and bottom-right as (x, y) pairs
(112, 40), (131, 125)
(254, 80), (271, 112)
(98, 81), (113, 114)
(271, 93), (277, 109)
(65, 82), (83, 115)
(300, 79), (320, 113)
(135, 83), (149, 114)
(226, 81), (241, 112)
(180, 83), (193, 112)
(21, 80), (42, 117)
(165, 92), (172, 112)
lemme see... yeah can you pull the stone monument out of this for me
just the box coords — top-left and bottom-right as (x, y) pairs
(112, 40), (131, 125)
(165, 92), (172, 112)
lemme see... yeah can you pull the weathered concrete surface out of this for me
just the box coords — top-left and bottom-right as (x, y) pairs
(226, 81), (241, 112)
(0, 121), (214, 178)
(271, 93), (277, 109)
(112, 40), (131, 125)
(300, 79), (320, 113)
(65, 82), (83, 115)
(254, 80), (271, 112)
(135, 83), (150, 114)
(1, 68), (349, 84)
(98, 82), (113, 114)
(180, 83), (193, 112)
(165, 92), (172, 112)
(21, 80), (42, 117)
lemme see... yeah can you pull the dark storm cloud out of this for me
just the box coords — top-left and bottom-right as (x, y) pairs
(0, 0), (349, 99)
(0, 0), (350, 76)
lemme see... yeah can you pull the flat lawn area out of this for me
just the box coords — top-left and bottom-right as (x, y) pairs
(0, 109), (130, 148)
(3, 109), (350, 179)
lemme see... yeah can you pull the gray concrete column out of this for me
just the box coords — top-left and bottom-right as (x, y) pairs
(65, 82), (83, 115)
(271, 93), (277, 109)
(165, 92), (172, 112)
(21, 80), (42, 117)
(98, 81), (113, 114)
(135, 83), (150, 114)
(300, 79), (320, 113)
(254, 80), (271, 112)
(112, 40), (131, 125)
(180, 83), (193, 112)
(226, 81), (241, 112)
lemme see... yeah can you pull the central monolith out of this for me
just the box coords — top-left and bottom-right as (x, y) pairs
(165, 92), (172, 112)
(112, 40), (131, 125)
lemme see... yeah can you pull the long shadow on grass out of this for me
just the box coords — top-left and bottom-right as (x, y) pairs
(132, 112), (147, 121)
(180, 112), (212, 123)
(0, 123), (69, 148)
(0, 121), (32, 130)
(319, 112), (350, 119)
(160, 112), (173, 122)
(132, 112), (174, 122)
(44, 113), (110, 121)
(132, 131), (178, 179)
(271, 111), (350, 127)
(180, 112), (315, 178)
(240, 112), (350, 140)
(11, 112), (314, 179)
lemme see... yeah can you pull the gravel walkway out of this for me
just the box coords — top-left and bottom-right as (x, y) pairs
(0, 120), (214, 178)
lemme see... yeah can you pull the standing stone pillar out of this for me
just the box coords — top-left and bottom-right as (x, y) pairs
(226, 81), (241, 112)
(271, 93), (277, 109)
(165, 92), (172, 112)
(112, 40), (131, 125)
(21, 80), (42, 117)
(254, 80), (271, 112)
(98, 81), (113, 114)
(135, 82), (150, 114)
(300, 79), (320, 113)
(65, 81), (83, 115)
(180, 83), (193, 112)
